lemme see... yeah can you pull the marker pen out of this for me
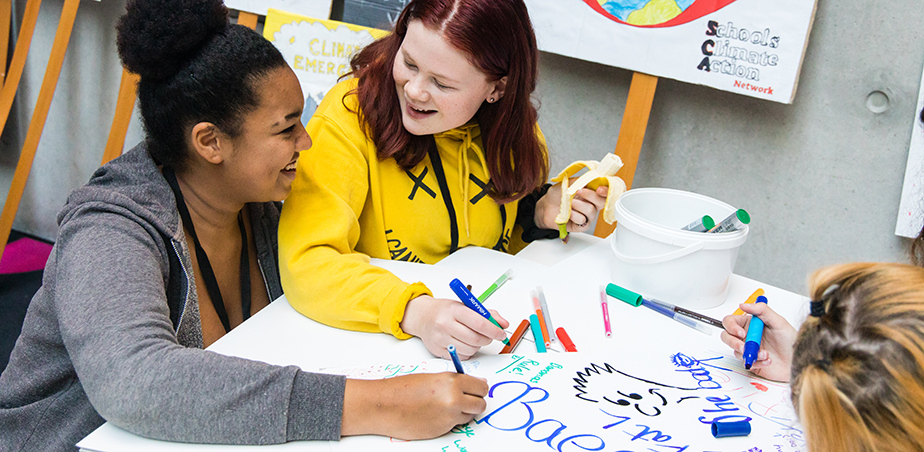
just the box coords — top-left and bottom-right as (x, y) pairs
(556, 327), (577, 352)
(606, 283), (711, 335)
(600, 285), (612, 338)
(531, 290), (551, 347)
(447, 345), (464, 374)
(681, 215), (715, 232)
(648, 298), (724, 329)
(536, 286), (556, 342)
(449, 278), (509, 345)
(708, 209), (750, 233)
(477, 269), (513, 303)
(529, 314), (547, 353)
(733, 288), (764, 316)
(500, 319), (530, 354)
(743, 295), (769, 369)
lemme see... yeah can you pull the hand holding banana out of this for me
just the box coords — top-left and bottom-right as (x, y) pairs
(550, 153), (627, 239)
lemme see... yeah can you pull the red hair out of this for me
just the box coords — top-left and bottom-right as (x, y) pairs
(347, 0), (547, 203)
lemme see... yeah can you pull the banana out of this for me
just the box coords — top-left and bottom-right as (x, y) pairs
(550, 153), (627, 237)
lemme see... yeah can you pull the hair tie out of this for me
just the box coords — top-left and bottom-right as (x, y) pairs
(814, 357), (832, 371)
(809, 300), (825, 317)
(810, 284), (839, 317)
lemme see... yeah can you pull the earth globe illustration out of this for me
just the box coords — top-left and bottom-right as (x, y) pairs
(583, 0), (737, 27)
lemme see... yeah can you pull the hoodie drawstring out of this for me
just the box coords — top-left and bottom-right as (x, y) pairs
(437, 124), (482, 238)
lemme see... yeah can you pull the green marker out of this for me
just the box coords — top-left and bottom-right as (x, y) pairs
(681, 215), (715, 233)
(708, 209), (750, 233)
(477, 269), (513, 303)
(606, 283), (643, 306)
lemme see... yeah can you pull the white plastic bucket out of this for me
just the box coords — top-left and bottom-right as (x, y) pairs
(609, 188), (748, 309)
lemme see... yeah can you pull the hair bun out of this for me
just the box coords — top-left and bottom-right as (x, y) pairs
(117, 0), (229, 81)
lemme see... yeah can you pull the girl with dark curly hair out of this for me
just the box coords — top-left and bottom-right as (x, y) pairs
(0, 1), (489, 450)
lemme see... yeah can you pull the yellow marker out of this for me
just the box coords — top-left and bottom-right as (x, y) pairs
(733, 288), (765, 316)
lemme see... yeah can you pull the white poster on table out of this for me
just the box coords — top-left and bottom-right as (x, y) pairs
(895, 66), (924, 238)
(224, 0), (331, 18)
(327, 348), (805, 452)
(525, 0), (818, 104)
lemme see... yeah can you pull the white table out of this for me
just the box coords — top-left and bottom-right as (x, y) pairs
(78, 234), (809, 451)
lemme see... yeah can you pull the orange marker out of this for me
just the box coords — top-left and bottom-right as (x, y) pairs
(733, 288), (765, 316)
(531, 290), (551, 347)
(500, 319), (531, 354)
(556, 327), (577, 352)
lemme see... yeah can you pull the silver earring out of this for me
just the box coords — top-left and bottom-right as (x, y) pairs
(489, 97), (495, 103)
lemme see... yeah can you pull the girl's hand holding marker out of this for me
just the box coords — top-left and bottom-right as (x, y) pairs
(721, 299), (797, 382)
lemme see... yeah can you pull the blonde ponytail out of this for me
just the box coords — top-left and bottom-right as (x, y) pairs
(796, 366), (874, 452)
(792, 262), (924, 451)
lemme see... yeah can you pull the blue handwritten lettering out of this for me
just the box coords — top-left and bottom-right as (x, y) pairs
(475, 381), (605, 451)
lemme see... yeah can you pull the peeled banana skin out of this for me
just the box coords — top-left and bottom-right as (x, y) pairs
(550, 153), (627, 234)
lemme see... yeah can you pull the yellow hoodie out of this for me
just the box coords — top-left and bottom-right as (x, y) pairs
(279, 79), (547, 338)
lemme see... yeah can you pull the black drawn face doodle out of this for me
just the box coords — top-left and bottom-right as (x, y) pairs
(603, 387), (668, 416)
(573, 363), (701, 417)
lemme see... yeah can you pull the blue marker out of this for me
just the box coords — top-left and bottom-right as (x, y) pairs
(448, 345), (464, 374)
(743, 295), (769, 369)
(449, 278), (509, 345)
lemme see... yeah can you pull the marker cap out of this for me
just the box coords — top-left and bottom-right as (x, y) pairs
(529, 314), (547, 353)
(711, 420), (751, 438)
(702, 215), (716, 230)
(735, 209), (751, 225)
(606, 283), (643, 307)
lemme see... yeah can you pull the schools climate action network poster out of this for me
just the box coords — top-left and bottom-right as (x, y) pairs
(525, 0), (818, 104)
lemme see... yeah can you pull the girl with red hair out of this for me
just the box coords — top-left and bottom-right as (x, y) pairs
(279, 0), (608, 359)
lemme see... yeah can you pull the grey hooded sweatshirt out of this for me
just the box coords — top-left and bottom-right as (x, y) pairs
(0, 144), (345, 451)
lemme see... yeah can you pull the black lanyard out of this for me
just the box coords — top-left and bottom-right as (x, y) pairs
(426, 141), (507, 254)
(163, 167), (251, 333)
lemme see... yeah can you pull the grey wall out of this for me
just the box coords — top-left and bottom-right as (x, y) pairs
(1, 0), (921, 294)
(536, 1), (923, 294)
(0, 0), (144, 241)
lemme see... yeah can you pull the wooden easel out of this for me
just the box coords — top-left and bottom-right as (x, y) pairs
(237, 11), (259, 29)
(593, 71), (658, 238)
(0, 0), (11, 87)
(100, 69), (140, 165)
(0, 6), (262, 259)
(0, 0), (80, 259)
(0, 0), (41, 134)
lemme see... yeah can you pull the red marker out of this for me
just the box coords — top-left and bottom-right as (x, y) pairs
(500, 319), (531, 354)
(556, 327), (577, 352)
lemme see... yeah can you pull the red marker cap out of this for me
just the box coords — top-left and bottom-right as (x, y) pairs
(556, 327), (577, 352)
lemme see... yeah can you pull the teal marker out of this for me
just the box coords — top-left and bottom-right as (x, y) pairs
(529, 314), (547, 353)
(477, 269), (513, 303)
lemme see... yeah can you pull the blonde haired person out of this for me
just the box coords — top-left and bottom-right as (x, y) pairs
(721, 262), (924, 451)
